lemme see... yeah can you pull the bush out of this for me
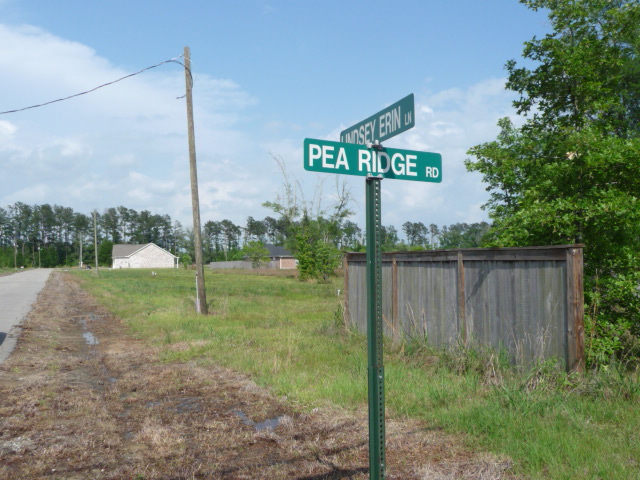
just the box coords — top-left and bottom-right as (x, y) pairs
(295, 229), (341, 283)
(243, 241), (270, 269)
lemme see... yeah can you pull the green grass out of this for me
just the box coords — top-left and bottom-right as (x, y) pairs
(73, 268), (640, 479)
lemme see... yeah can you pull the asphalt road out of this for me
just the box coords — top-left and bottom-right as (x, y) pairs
(0, 268), (53, 364)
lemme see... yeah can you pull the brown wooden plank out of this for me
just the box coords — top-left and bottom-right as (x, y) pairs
(392, 256), (399, 342)
(343, 254), (350, 330)
(566, 247), (585, 371)
(457, 252), (467, 346)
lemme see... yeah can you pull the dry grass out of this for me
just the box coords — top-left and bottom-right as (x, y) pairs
(0, 272), (517, 479)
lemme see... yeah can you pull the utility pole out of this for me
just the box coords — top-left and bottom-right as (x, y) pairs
(184, 46), (208, 314)
(93, 210), (99, 275)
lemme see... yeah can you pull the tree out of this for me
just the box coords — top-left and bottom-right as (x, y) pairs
(220, 219), (241, 252)
(381, 225), (400, 251)
(179, 253), (191, 269)
(158, 215), (173, 251)
(245, 216), (267, 243)
(341, 220), (363, 250)
(429, 224), (440, 248)
(294, 220), (341, 282)
(117, 206), (132, 242)
(43, 245), (59, 268)
(243, 241), (270, 268)
(262, 216), (280, 245)
(98, 240), (114, 266)
(0, 207), (11, 247)
(263, 153), (355, 251)
(466, 0), (640, 364)
(438, 222), (490, 249)
(101, 208), (121, 243)
(172, 220), (187, 255)
(402, 221), (428, 247)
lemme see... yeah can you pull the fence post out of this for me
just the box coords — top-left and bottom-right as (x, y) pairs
(565, 246), (585, 371)
(344, 253), (350, 329)
(392, 254), (399, 342)
(457, 251), (467, 346)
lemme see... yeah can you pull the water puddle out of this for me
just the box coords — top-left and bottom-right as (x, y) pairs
(79, 314), (100, 346)
(255, 417), (283, 432)
(82, 331), (99, 345)
(233, 409), (285, 432)
(175, 397), (200, 414)
(144, 398), (202, 413)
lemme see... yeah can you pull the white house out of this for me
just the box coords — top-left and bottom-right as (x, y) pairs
(112, 243), (178, 269)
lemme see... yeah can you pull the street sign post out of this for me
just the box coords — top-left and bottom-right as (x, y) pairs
(365, 175), (385, 480)
(340, 93), (414, 145)
(304, 138), (442, 183)
(304, 94), (440, 480)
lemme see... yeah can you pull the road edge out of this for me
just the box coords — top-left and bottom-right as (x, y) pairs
(0, 269), (54, 365)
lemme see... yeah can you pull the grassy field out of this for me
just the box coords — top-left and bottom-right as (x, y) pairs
(73, 268), (640, 479)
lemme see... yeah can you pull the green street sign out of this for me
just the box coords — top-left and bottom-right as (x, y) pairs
(304, 138), (442, 183)
(340, 93), (415, 145)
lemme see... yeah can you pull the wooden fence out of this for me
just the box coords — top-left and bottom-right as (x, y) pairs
(344, 245), (584, 371)
(210, 260), (280, 270)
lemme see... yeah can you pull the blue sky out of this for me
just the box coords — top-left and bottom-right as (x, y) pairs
(0, 0), (550, 235)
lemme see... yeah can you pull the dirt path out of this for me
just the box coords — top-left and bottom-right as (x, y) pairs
(0, 273), (515, 479)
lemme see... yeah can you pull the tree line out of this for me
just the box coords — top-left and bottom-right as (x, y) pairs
(0, 203), (176, 268)
(0, 201), (489, 269)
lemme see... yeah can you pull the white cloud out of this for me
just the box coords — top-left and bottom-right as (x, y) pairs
(0, 23), (264, 224)
(341, 78), (517, 232)
(108, 153), (138, 168)
(0, 120), (17, 138)
(251, 78), (517, 236)
(1, 183), (52, 205)
(0, 23), (518, 237)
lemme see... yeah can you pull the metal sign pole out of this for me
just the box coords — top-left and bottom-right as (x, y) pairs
(303, 94), (427, 479)
(365, 175), (385, 479)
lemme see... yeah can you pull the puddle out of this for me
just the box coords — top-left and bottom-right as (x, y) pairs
(82, 331), (99, 345)
(79, 314), (99, 346)
(145, 398), (202, 413)
(233, 409), (285, 432)
(255, 417), (283, 432)
(175, 397), (200, 414)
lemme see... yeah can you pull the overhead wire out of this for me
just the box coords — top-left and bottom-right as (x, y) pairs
(0, 55), (193, 115)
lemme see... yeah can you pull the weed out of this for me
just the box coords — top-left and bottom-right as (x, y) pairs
(439, 341), (511, 380)
(72, 268), (640, 480)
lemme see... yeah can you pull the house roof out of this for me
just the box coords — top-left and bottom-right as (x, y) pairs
(265, 244), (293, 258)
(112, 243), (178, 259)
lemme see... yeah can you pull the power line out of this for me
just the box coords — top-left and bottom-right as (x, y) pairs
(0, 55), (192, 115)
